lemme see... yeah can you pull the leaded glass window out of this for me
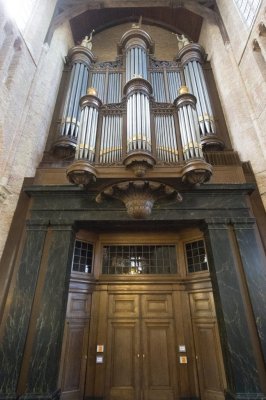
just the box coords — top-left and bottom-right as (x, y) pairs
(233, 0), (261, 28)
(72, 240), (94, 273)
(185, 240), (208, 273)
(102, 244), (177, 274)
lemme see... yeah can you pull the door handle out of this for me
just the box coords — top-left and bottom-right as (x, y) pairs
(137, 353), (140, 358)
(142, 354), (145, 358)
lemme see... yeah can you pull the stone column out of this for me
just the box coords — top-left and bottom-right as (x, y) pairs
(19, 221), (76, 400)
(232, 218), (266, 364)
(204, 218), (265, 399)
(0, 221), (48, 400)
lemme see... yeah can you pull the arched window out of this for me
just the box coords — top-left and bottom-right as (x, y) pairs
(233, 0), (262, 28)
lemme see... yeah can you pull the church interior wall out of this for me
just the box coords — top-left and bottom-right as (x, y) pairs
(199, 4), (266, 209)
(0, 1), (74, 257)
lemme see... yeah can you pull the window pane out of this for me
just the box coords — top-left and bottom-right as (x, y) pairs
(102, 244), (178, 275)
(185, 240), (208, 274)
(233, 0), (261, 28)
(72, 240), (94, 273)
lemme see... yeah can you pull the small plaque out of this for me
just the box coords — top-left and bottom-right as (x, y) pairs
(97, 345), (104, 353)
(179, 345), (186, 352)
(96, 355), (104, 364)
(179, 356), (188, 364)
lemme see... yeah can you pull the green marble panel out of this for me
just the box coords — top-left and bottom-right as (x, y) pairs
(24, 224), (75, 397)
(233, 220), (266, 364)
(205, 221), (262, 396)
(0, 223), (47, 396)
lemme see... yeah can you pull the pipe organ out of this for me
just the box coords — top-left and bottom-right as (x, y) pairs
(124, 78), (152, 153)
(66, 88), (102, 185)
(60, 25), (223, 192)
(178, 44), (224, 150)
(53, 45), (95, 155)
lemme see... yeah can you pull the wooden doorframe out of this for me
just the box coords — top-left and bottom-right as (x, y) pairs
(58, 228), (227, 400)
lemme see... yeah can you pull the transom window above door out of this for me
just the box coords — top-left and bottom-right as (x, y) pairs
(102, 244), (177, 275)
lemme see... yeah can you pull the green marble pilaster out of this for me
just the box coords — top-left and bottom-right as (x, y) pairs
(232, 218), (266, 365)
(204, 219), (264, 399)
(21, 222), (76, 400)
(0, 221), (48, 399)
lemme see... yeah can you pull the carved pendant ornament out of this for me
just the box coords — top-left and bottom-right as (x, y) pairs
(96, 181), (183, 219)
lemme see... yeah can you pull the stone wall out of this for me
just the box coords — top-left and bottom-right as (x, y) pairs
(199, 0), (266, 209)
(0, 0), (74, 257)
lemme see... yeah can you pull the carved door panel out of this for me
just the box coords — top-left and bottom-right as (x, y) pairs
(193, 321), (225, 400)
(189, 292), (226, 400)
(60, 321), (89, 400)
(105, 319), (141, 400)
(105, 293), (178, 400)
(142, 319), (177, 400)
(60, 291), (92, 400)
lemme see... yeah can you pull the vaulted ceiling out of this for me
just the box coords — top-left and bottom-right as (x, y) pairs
(53, 0), (217, 44)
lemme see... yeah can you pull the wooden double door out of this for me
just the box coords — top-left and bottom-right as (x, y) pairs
(60, 283), (226, 400)
(105, 293), (178, 400)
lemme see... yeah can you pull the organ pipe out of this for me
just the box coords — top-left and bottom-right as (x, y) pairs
(177, 43), (224, 150)
(174, 86), (212, 184)
(123, 77), (155, 177)
(53, 45), (96, 157)
(154, 115), (178, 163)
(118, 27), (154, 82)
(100, 114), (123, 164)
(66, 88), (102, 186)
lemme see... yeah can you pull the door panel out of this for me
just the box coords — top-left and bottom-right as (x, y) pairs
(193, 321), (225, 400)
(141, 294), (173, 318)
(108, 294), (139, 318)
(61, 321), (89, 400)
(106, 320), (140, 400)
(142, 320), (177, 400)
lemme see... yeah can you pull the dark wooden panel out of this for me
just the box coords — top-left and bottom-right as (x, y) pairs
(67, 292), (92, 318)
(61, 321), (89, 400)
(141, 294), (173, 318)
(106, 320), (140, 400)
(142, 319), (177, 400)
(193, 321), (225, 400)
(108, 294), (139, 318)
(189, 292), (215, 319)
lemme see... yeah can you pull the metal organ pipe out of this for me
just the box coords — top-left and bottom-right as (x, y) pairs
(177, 42), (224, 150)
(174, 86), (212, 183)
(124, 36), (150, 81)
(66, 87), (102, 187)
(100, 114), (122, 163)
(118, 28), (156, 176)
(74, 89), (102, 163)
(54, 45), (95, 156)
(167, 71), (182, 103)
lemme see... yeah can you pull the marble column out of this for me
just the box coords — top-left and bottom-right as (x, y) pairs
(204, 219), (265, 400)
(232, 218), (266, 365)
(20, 222), (76, 400)
(0, 221), (48, 400)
